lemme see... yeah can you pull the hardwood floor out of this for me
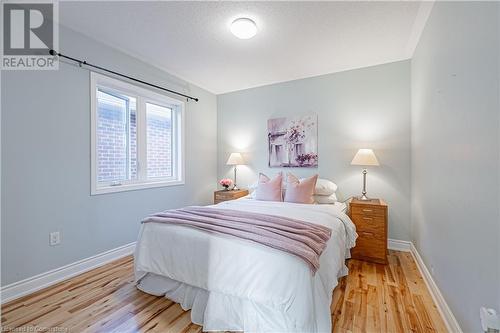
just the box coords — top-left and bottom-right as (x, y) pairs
(1, 250), (447, 333)
(331, 251), (447, 333)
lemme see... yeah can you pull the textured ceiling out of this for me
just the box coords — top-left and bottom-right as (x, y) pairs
(59, 1), (432, 94)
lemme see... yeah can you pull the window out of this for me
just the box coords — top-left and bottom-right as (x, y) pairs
(91, 72), (184, 194)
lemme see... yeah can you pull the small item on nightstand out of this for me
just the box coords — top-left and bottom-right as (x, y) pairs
(349, 198), (388, 264)
(214, 189), (249, 204)
(219, 178), (233, 191)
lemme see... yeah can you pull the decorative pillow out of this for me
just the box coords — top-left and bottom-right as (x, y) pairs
(310, 178), (338, 196)
(255, 173), (283, 202)
(284, 173), (318, 204)
(314, 193), (338, 204)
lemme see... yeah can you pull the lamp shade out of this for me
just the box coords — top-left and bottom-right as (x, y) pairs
(351, 149), (380, 166)
(226, 152), (245, 165)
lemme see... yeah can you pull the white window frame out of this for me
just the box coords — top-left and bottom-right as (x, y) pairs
(90, 72), (185, 195)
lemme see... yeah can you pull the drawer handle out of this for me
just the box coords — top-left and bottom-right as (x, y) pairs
(363, 217), (373, 220)
(362, 209), (373, 212)
(361, 231), (374, 237)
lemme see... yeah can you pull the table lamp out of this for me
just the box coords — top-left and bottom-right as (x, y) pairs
(351, 148), (379, 200)
(226, 153), (245, 190)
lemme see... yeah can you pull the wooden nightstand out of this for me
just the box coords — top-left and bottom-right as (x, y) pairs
(349, 198), (388, 264)
(214, 189), (249, 204)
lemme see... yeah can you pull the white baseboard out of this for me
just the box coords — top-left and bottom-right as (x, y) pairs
(388, 238), (412, 252)
(410, 243), (462, 333)
(1, 242), (136, 304)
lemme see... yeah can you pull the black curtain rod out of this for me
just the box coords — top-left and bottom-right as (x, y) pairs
(48, 49), (199, 102)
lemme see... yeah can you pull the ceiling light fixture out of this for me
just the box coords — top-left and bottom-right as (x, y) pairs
(230, 18), (257, 39)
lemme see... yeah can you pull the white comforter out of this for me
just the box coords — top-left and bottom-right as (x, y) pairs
(134, 199), (357, 332)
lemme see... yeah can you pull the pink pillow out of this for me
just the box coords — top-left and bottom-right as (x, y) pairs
(255, 173), (283, 202)
(284, 173), (318, 204)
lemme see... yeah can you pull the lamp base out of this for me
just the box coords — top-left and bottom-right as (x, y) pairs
(358, 169), (370, 200)
(358, 194), (370, 201)
(232, 166), (239, 191)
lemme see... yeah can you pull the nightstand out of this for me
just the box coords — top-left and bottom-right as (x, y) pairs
(348, 198), (388, 264)
(214, 189), (249, 204)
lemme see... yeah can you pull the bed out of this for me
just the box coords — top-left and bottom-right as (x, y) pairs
(134, 198), (357, 332)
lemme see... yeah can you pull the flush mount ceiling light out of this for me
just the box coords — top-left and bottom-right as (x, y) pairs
(230, 18), (257, 39)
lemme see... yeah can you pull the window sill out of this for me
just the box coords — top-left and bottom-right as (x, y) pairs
(91, 179), (185, 195)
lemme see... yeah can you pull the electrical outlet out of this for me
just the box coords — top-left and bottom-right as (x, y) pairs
(480, 307), (500, 332)
(49, 231), (61, 246)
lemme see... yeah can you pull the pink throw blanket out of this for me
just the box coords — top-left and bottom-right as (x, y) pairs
(142, 206), (332, 273)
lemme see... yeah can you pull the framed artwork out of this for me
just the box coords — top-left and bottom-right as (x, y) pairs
(268, 114), (318, 167)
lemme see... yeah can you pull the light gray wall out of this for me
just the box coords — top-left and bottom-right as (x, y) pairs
(218, 61), (411, 241)
(1, 27), (217, 285)
(411, 2), (500, 331)
(498, 3), (500, 314)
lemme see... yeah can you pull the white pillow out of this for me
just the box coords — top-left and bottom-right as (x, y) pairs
(302, 178), (337, 196)
(314, 193), (338, 204)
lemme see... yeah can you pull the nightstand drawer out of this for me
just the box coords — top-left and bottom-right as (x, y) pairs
(351, 205), (386, 217)
(215, 192), (236, 199)
(213, 189), (249, 204)
(352, 236), (386, 262)
(351, 214), (386, 231)
(356, 229), (385, 241)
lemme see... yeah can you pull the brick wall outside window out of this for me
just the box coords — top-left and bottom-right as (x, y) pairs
(130, 113), (138, 177)
(96, 98), (172, 182)
(96, 101), (137, 183)
(147, 112), (172, 178)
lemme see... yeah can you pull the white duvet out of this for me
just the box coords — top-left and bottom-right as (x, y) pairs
(134, 199), (357, 332)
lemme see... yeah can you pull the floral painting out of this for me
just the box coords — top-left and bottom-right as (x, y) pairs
(268, 114), (318, 167)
